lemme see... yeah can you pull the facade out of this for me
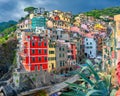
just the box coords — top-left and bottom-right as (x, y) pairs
(73, 17), (81, 27)
(63, 41), (77, 67)
(84, 37), (97, 58)
(18, 19), (31, 30)
(55, 42), (68, 74)
(70, 43), (77, 62)
(20, 34), (48, 72)
(48, 10), (71, 31)
(102, 44), (112, 71)
(100, 22), (115, 71)
(48, 41), (56, 72)
(32, 16), (47, 30)
(97, 37), (103, 53)
(114, 15), (120, 65)
(56, 28), (70, 40)
(34, 8), (45, 15)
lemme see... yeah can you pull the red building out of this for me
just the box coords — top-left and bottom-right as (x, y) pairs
(71, 43), (77, 60)
(54, 16), (60, 21)
(20, 34), (48, 72)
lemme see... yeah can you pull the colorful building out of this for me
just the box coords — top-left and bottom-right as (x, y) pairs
(84, 37), (97, 58)
(70, 43), (77, 61)
(20, 33), (48, 72)
(73, 17), (81, 27)
(32, 16), (47, 30)
(97, 36), (103, 53)
(102, 22), (114, 71)
(34, 8), (45, 15)
(48, 41), (56, 72)
(48, 10), (71, 31)
(55, 41), (68, 74)
(56, 28), (70, 40)
(18, 19), (31, 30)
(114, 15), (120, 65)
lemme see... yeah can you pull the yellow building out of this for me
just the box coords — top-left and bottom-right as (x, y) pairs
(73, 16), (81, 27)
(94, 24), (105, 30)
(114, 14), (120, 40)
(48, 41), (56, 72)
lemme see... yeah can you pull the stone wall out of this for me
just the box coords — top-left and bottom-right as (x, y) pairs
(13, 69), (52, 90)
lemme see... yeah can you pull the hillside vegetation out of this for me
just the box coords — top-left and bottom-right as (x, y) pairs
(0, 21), (17, 79)
(0, 25), (17, 44)
(0, 20), (17, 32)
(84, 6), (120, 18)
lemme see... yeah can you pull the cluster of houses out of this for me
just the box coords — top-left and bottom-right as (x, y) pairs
(16, 7), (115, 74)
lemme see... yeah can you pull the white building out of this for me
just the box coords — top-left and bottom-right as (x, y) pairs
(84, 37), (97, 58)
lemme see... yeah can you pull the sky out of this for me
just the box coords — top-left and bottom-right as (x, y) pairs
(0, 0), (120, 22)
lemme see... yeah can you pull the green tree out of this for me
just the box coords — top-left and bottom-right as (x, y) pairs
(19, 17), (25, 22)
(24, 7), (36, 13)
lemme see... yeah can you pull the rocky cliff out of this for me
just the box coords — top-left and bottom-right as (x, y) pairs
(0, 37), (17, 79)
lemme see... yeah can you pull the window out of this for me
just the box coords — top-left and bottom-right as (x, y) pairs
(52, 63), (54, 69)
(59, 47), (61, 51)
(90, 46), (93, 48)
(90, 42), (92, 45)
(32, 42), (35, 46)
(111, 47), (113, 51)
(68, 50), (70, 52)
(90, 51), (92, 54)
(49, 44), (53, 48)
(44, 50), (47, 54)
(38, 42), (41, 46)
(44, 57), (47, 61)
(32, 57), (35, 62)
(49, 51), (54, 54)
(104, 55), (106, 58)
(32, 49), (35, 54)
(68, 55), (71, 59)
(48, 57), (56, 61)
(71, 50), (73, 53)
(60, 61), (62, 67)
(62, 48), (64, 51)
(63, 61), (64, 66)
(38, 50), (41, 54)
(86, 46), (89, 49)
(44, 42), (47, 46)
(86, 39), (88, 41)
(59, 54), (61, 57)
(87, 42), (88, 45)
(38, 57), (41, 61)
